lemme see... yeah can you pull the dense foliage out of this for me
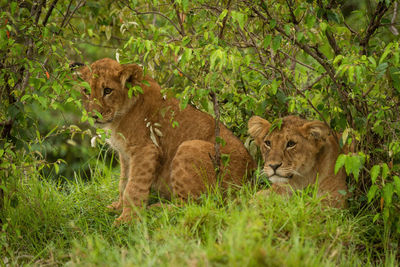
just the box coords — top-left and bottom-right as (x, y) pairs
(1, 0), (400, 264)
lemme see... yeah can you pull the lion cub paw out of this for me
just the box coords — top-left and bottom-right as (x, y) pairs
(255, 189), (271, 198)
(112, 208), (140, 226)
(107, 200), (123, 212)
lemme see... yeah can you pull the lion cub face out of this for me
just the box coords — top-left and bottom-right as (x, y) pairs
(76, 58), (143, 125)
(248, 115), (330, 184)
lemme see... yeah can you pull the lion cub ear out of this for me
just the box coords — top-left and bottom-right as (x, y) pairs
(119, 64), (143, 88)
(248, 116), (271, 146)
(70, 62), (90, 81)
(300, 120), (329, 141)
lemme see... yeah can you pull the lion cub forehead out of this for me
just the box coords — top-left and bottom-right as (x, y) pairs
(89, 58), (122, 76)
(282, 115), (308, 126)
(84, 60), (122, 84)
(267, 116), (307, 139)
(91, 58), (121, 69)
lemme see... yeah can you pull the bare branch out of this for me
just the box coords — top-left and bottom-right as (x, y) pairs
(390, 1), (399, 35)
(171, 0), (186, 36)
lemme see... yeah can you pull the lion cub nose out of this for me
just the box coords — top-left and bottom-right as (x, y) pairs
(269, 163), (282, 171)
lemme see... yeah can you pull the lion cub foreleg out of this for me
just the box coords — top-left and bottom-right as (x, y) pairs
(107, 152), (129, 212)
(116, 144), (159, 223)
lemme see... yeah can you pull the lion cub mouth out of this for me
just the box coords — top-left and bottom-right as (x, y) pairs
(268, 174), (293, 184)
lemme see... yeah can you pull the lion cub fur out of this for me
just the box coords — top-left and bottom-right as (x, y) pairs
(248, 115), (348, 208)
(77, 58), (255, 223)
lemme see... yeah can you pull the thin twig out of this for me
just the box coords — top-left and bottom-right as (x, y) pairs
(218, 0), (232, 39)
(301, 73), (327, 92)
(209, 91), (221, 177)
(120, 0), (184, 36)
(279, 50), (316, 71)
(172, 0), (186, 36)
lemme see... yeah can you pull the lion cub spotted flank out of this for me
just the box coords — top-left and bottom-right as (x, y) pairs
(76, 58), (255, 224)
(248, 115), (348, 208)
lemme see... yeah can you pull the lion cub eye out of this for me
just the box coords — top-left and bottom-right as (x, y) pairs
(103, 87), (113, 96)
(264, 140), (271, 147)
(286, 140), (296, 148)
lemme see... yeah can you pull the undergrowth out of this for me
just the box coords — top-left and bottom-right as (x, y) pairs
(0, 165), (398, 266)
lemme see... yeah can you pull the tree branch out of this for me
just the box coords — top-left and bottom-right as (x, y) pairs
(209, 91), (221, 177)
(34, 0), (47, 25)
(218, 0), (232, 39)
(360, 1), (392, 55)
(285, 0), (299, 24)
(389, 1), (399, 35)
(171, 0), (186, 36)
(42, 0), (59, 26)
(120, 0), (184, 36)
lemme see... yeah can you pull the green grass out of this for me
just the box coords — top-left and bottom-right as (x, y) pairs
(0, 165), (398, 266)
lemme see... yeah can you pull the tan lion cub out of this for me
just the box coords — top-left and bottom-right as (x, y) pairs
(248, 115), (348, 208)
(75, 58), (255, 224)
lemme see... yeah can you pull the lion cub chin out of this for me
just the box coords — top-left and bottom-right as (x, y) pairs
(248, 115), (348, 208)
(75, 58), (255, 224)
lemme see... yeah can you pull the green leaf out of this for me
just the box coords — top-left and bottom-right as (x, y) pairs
(10, 2), (17, 15)
(393, 176), (400, 193)
(269, 79), (279, 95)
(383, 183), (394, 206)
(305, 14), (316, 28)
(334, 154), (346, 175)
(272, 36), (282, 51)
(389, 67), (400, 93)
(367, 185), (379, 203)
(182, 0), (189, 11)
(320, 22), (327, 32)
(54, 163), (59, 174)
(105, 26), (111, 40)
(284, 24), (291, 36)
(381, 163), (390, 180)
(376, 62), (389, 74)
(215, 136), (226, 147)
(296, 31), (304, 42)
(344, 155), (363, 181)
(218, 9), (228, 21)
(231, 11), (246, 30)
(269, 19), (276, 29)
(263, 34), (272, 49)
(370, 165), (380, 184)
(326, 10), (341, 23)
(269, 118), (283, 133)
(379, 43), (393, 64)
(372, 213), (380, 223)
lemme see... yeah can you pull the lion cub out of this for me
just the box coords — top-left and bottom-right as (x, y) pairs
(75, 58), (255, 223)
(248, 115), (348, 208)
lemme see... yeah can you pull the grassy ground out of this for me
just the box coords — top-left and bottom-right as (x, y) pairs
(0, 163), (398, 266)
